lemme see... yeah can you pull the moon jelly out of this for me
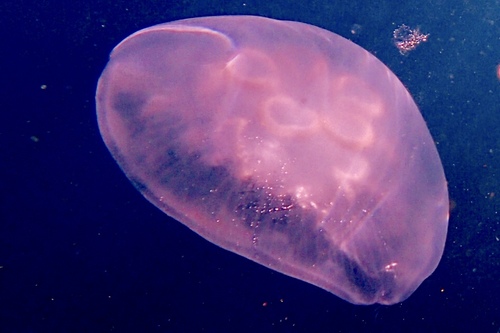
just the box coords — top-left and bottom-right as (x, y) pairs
(96, 16), (448, 305)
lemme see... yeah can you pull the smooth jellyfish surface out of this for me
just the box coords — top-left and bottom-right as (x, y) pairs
(96, 16), (449, 305)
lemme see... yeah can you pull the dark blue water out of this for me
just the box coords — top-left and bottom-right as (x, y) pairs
(1, 0), (499, 332)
